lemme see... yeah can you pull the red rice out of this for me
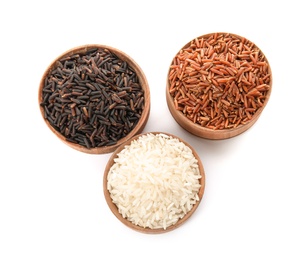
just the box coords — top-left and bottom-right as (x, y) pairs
(168, 33), (271, 130)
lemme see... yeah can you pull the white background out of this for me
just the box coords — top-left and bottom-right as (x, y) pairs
(1, 0), (307, 259)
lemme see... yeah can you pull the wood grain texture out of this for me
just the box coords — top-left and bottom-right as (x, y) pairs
(38, 44), (150, 154)
(103, 132), (206, 234)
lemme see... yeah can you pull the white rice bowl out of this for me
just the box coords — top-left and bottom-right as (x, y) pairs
(107, 133), (202, 230)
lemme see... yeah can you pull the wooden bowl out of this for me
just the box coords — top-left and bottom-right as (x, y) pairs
(166, 32), (272, 140)
(38, 44), (150, 154)
(103, 132), (206, 234)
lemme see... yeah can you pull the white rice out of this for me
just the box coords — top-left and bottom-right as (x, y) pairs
(107, 133), (202, 230)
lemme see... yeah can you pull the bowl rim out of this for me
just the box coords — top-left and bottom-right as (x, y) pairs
(166, 32), (272, 140)
(38, 44), (151, 154)
(103, 131), (206, 234)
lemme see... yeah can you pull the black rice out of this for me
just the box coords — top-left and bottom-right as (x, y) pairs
(40, 48), (145, 149)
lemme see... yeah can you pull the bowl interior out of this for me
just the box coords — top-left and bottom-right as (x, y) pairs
(38, 44), (150, 154)
(166, 32), (272, 140)
(103, 132), (206, 234)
